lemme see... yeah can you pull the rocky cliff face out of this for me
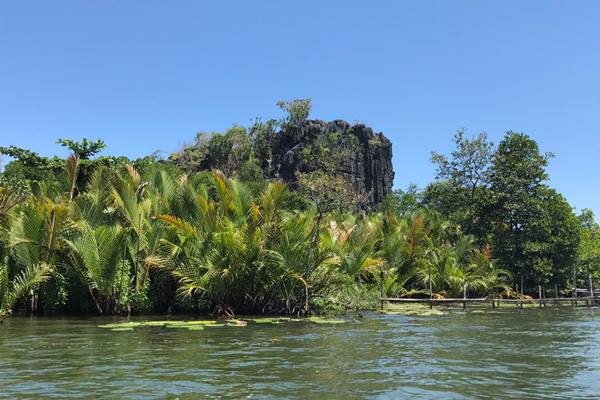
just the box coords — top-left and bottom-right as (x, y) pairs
(173, 118), (395, 208)
(269, 120), (394, 207)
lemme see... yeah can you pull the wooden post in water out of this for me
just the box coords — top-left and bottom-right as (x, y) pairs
(380, 270), (384, 311)
(586, 272), (592, 306)
(573, 262), (577, 307)
(543, 286), (546, 307)
(538, 285), (542, 308)
(589, 272), (594, 302)
(520, 274), (524, 308)
(542, 285), (545, 307)
(428, 264), (433, 309)
(491, 292), (495, 309)
(463, 285), (466, 310)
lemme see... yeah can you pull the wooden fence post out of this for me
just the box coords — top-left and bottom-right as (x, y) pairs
(428, 264), (433, 309)
(543, 286), (546, 307)
(573, 264), (577, 307)
(520, 275), (524, 308)
(380, 270), (384, 311)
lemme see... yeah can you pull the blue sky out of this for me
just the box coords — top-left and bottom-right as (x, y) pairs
(1, 1), (598, 215)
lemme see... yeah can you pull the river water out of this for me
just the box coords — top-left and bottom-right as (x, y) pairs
(1, 307), (599, 399)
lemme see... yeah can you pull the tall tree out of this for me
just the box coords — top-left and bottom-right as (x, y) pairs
(276, 98), (312, 128)
(577, 209), (600, 287)
(427, 130), (494, 236)
(57, 138), (106, 160)
(487, 132), (579, 289)
(431, 130), (494, 198)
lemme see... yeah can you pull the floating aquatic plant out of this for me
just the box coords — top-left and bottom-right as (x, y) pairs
(99, 317), (345, 331)
(305, 317), (345, 324)
(381, 304), (446, 316)
(110, 327), (134, 332)
(99, 320), (232, 331)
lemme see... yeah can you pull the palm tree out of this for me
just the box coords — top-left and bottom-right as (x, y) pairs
(325, 216), (384, 279)
(271, 212), (313, 315)
(155, 173), (290, 314)
(111, 165), (153, 310)
(415, 234), (511, 298)
(65, 222), (126, 314)
(0, 186), (51, 321)
(462, 247), (511, 297)
(8, 197), (75, 313)
(154, 171), (357, 315)
(0, 262), (50, 322)
(390, 211), (435, 296)
(72, 166), (116, 227)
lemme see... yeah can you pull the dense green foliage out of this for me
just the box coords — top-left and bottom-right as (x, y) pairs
(0, 152), (509, 318)
(0, 106), (596, 319)
(577, 209), (600, 285)
(424, 130), (583, 292)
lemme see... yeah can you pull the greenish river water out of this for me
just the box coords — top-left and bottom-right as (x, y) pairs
(1, 307), (600, 399)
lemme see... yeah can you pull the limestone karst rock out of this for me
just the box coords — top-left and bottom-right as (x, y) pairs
(269, 120), (394, 207)
(174, 119), (394, 207)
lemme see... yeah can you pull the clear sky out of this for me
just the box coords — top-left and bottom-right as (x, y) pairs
(1, 1), (598, 215)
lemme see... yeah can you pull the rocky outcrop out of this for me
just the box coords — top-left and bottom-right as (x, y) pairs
(269, 120), (394, 207)
(173, 118), (395, 208)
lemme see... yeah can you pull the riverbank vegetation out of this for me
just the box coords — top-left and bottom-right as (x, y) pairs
(0, 100), (597, 320)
